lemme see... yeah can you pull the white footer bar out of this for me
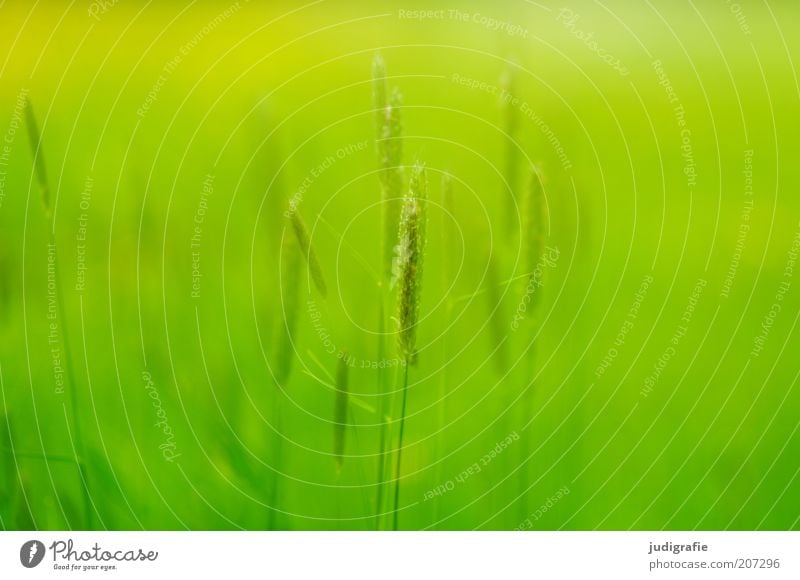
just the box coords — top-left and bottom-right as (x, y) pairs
(1, 531), (797, 579)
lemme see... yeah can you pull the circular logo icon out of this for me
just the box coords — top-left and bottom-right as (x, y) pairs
(20, 540), (46, 568)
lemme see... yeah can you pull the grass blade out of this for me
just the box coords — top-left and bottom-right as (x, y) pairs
(26, 99), (93, 528)
(500, 64), (520, 235)
(289, 210), (327, 298)
(522, 166), (547, 308)
(273, 232), (302, 385)
(24, 99), (50, 215)
(484, 252), (509, 373)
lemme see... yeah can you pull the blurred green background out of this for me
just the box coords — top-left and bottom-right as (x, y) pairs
(1, 0), (799, 530)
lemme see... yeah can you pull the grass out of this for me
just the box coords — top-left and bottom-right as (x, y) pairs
(289, 210), (327, 299)
(521, 166), (547, 308)
(432, 171), (454, 525)
(273, 227), (302, 385)
(392, 162), (428, 530)
(395, 163), (428, 363)
(24, 99), (93, 529)
(500, 63), (520, 237)
(484, 251), (509, 374)
(516, 165), (548, 519)
(24, 100), (50, 214)
(392, 362), (410, 531)
(372, 54), (406, 530)
(373, 54), (404, 278)
(266, 223), (304, 529)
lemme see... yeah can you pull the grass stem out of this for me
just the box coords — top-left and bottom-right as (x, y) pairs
(392, 361), (410, 530)
(374, 295), (388, 529)
(51, 241), (93, 529)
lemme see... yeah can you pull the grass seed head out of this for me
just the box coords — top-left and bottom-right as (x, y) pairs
(373, 55), (404, 278)
(396, 163), (428, 362)
(372, 54), (388, 128)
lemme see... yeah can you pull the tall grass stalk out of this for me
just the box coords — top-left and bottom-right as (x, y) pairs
(522, 167), (546, 307)
(485, 252), (509, 373)
(0, 410), (81, 528)
(374, 296), (389, 530)
(273, 231), (302, 385)
(373, 306), (390, 518)
(267, 227), (304, 529)
(518, 166), (547, 519)
(392, 362), (410, 531)
(392, 163), (427, 530)
(373, 55), (404, 277)
(1, 410), (34, 529)
(395, 164), (427, 363)
(500, 64), (520, 237)
(372, 54), (405, 529)
(26, 99), (93, 529)
(266, 395), (285, 530)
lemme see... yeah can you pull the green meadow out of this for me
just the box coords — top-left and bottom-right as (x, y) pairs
(1, 0), (799, 530)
